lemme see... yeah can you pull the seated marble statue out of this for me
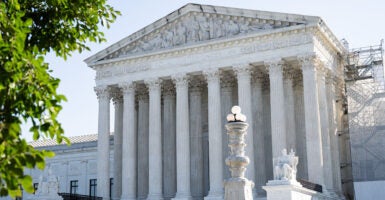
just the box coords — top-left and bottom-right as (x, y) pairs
(273, 149), (298, 182)
(30, 166), (62, 200)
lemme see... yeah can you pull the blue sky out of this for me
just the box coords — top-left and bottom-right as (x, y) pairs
(22, 0), (385, 141)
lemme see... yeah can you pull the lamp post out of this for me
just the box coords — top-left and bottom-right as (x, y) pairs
(224, 106), (254, 200)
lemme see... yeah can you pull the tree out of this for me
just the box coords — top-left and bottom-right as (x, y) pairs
(0, 0), (120, 197)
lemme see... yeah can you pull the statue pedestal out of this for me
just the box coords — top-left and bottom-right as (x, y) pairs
(263, 183), (316, 200)
(28, 194), (63, 200)
(224, 178), (254, 200)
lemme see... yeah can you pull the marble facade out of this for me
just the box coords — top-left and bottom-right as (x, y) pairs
(85, 4), (347, 200)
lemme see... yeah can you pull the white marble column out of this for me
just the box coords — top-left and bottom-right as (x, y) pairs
(265, 59), (287, 158)
(172, 74), (192, 200)
(94, 86), (111, 199)
(251, 75), (266, 195)
(299, 55), (324, 185)
(189, 78), (204, 199)
(326, 75), (343, 194)
(284, 68), (296, 150)
(112, 89), (123, 200)
(234, 64), (256, 197)
(220, 73), (235, 180)
(317, 68), (334, 192)
(293, 76), (308, 180)
(146, 79), (163, 200)
(120, 83), (137, 200)
(204, 69), (223, 200)
(137, 87), (149, 199)
(262, 79), (274, 181)
(162, 82), (177, 199)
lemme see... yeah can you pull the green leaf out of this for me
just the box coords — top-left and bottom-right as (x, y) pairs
(0, 0), (119, 197)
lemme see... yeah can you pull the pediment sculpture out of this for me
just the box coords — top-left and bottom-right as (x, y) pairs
(105, 13), (299, 60)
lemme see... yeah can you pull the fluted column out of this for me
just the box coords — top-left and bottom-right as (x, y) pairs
(189, 78), (204, 199)
(284, 68), (296, 150)
(112, 89), (123, 200)
(265, 59), (287, 159)
(146, 79), (163, 200)
(162, 82), (177, 199)
(327, 76), (343, 194)
(220, 73), (235, 180)
(293, 75), (308, 180)
(262, 79), (273, 181)
(120, 83), (137, 200)
(299, 55), (324, 185)
(317, 68), (334, 192)
(94, 86), (111, 199)
(204, 69), (223, 200)
(137, 87), (149, 199)
(251, 75), (266, 195)
(172, 74), (192, 200)
(234, 64), (256, 197)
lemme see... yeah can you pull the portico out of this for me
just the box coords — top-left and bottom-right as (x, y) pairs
(86, 4), (346, 200)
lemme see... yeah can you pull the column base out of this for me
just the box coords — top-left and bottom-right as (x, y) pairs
(121, 196), (137, 200)
(204, 190), (224, 200)
(147, 193), (164, 200)
(171, 193), (193, 200)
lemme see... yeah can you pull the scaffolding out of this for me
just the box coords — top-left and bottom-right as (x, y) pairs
(345, 40), (384, 82)
(344, 40), (385, 184)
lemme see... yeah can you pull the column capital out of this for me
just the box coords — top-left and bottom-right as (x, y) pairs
(119, 82), (136, 95)
(111, 88), (123, 105)
(162, 80), (176, 97)
(145, 78), (162, 91)
(298, 54), (323, 72)
(265, 58), (284, 75)
(172, 73), (189, 87)
(221, 72), (236, 89)
(264, 58), (283, 67)
(190, 77), (205, 93)
(94, 85), (111, 100)
(203, 68), (220, 82)
(283, 65), (297, 80)
(136, 85), (149, 102)
(251, 72), (267, 84)
(233, 63), (252, 76)
(293, 75), (304, 88)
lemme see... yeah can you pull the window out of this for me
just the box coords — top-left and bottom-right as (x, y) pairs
(33, 183), (38, 194)
(89, 179), (97, 197)
(70, 180), (79, 195)
(109, 178), (113, 198)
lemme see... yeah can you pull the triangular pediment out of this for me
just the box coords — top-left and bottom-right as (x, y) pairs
(85, 3), (320, 65)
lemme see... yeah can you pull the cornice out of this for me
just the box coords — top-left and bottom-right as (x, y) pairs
(313, 20), (348, 55)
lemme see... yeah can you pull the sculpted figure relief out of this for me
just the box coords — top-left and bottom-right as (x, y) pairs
(118, 14), (286, 56)
(225, 20), (240, 36)
(197, 16), (210, 41)
(187, 17), (200, 43)
(214, 18), (225, 38)
(239, 19), (250, 34)
(162, 29), (174, 48)
(173, 22), (187, 45)
(273, 149), (299, 181)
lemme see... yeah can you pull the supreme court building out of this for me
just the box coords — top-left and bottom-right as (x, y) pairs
(84, 3), (347, 200)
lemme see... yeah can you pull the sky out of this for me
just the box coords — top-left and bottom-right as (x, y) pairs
(22, 0), (385, 141)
